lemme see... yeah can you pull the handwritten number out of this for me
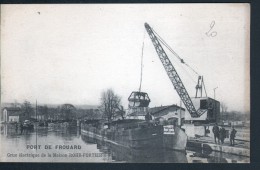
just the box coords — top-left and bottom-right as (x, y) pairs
(210, 21), (215, 29)
(206, 21), (217, 37)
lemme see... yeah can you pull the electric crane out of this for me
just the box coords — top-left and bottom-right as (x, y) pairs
(144, 23), (220, 123)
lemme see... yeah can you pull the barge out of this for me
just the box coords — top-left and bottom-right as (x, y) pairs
(81, 119), (187, 150)
(81, 119), (164, 149)
(81, 91), (187, 150)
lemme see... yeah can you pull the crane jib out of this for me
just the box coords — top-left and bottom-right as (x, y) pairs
(144, 23), (200, 118)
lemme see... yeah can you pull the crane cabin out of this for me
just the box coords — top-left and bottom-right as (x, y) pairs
(185, 97), (220, 123)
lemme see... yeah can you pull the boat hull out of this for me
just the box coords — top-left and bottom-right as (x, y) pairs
(81, 123), (164, 149)
(81, 121), (187, 150)
(163, 126), (187, 150)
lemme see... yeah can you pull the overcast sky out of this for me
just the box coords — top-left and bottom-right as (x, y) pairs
(1, 4), (250, 112)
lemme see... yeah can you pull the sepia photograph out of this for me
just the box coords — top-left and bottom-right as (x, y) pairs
(0, 4), (250, 163)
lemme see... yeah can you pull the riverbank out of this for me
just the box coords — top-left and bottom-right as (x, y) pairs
(187, 136), (250, 157)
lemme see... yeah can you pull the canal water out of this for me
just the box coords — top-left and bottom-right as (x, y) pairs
(0, 124), (249, 163)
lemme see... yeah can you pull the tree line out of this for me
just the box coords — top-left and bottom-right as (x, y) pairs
(220, 102), (250, 122)
(9, 101), (101, 121)
(8, 88), (125, 122)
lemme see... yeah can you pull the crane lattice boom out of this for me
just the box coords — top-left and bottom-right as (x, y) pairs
(144, 23), (202, 118)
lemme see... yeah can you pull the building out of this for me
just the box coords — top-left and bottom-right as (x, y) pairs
(149, 104), (185, 126)
(126, 104), (185, 126)
(1, 107), (24, 122)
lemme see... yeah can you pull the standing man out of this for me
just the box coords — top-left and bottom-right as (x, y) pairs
(230, 127), (237, 146)
(219, 126), (226, 144)
(15, 122), (18, 133)
(145, 112), (152, 122)
(212, 123), (220, 144)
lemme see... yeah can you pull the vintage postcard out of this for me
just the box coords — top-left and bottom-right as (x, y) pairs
(0, 4), (250, 163)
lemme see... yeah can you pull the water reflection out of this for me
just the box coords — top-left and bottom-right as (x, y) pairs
(0, 124), (104, 162)
(81, 134), (188, 163)
(186, 147), (249, 163)
(0, 124), (249, 163)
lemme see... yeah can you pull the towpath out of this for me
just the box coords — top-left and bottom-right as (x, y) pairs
(187, 136), (250, 157)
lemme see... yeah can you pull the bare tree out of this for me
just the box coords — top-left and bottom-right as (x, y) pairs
(21, 100), (34, 119)
(38, 105), (49, 120)
(116, 105), (125, 120)
(61, 104), (76, 121)
(100, 89), (121, 127)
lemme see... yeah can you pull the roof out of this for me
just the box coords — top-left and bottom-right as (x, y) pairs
(2, 107), (23, 116)
(2, 107), (21, 111)
(128, 104), (185, 117)
(149, 104), (185, 116)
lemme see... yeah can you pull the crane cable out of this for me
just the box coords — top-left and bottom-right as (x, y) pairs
(178, 60), (197, 84)
(148, 26), (209, 98)
(153, 28), (210, 96)
(139, 31), (145, 92)
(152, 28), (200, 76)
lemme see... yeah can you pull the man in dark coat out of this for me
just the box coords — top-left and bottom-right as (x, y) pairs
(230, 127), (237, 146)
(219, 127), (226, 144)
(145, 112), (152, 121)
(212, 123), (220, 144)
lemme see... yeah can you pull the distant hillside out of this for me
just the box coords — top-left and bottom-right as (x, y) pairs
(1, 102), (22, 108)
(1, 102), (98, 110)
(42, 104), (99, 109)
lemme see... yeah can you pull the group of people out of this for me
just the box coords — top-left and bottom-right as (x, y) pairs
(212, 124), (226, 144)
(212, 123), (237, 146)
